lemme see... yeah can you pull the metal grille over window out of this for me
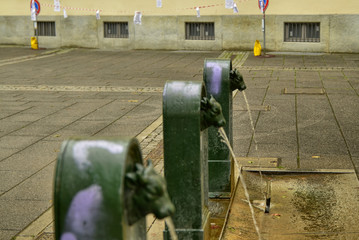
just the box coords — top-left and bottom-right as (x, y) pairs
(38, 22), (56, 36)
(104, 22), (129, 38)
(284, 22), (320, 42)
(185, 22), (215, 40)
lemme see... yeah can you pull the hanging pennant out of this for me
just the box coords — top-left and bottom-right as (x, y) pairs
(134, 11), (142, 25)
(31, 1), (36, 21)
(63, 9), (68, 18)
(233, 3), (239, 13)
(156, 0), (162, 8)
(225, 0), (234, 9)
(196, 7), (200, 18)
(54, 0), (61, 12)
(96, 10), (100, 20)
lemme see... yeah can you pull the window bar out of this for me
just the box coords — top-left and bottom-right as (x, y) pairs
(196, 23), (200, 40)
(295, 23), (299, 42)
(204, 23), (209, 40)
(301, 23), (305, 42)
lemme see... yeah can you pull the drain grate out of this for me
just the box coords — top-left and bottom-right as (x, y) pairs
(283, 87), (325, 95)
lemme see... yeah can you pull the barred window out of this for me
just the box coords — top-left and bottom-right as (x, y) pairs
(104, 22), (129, 38)
(37, 21), (56, 36)
(284, 22), (320, 42)
(185, 22), (215, 40)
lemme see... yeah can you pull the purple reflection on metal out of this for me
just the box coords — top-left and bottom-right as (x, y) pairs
(62, 185), (104, 239)
(61, 232), (77, 240)
(206, 62), (222, 95)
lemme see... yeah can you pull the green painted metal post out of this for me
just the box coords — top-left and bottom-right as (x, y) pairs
(163, 81), (210, 240)
(204, 59), (233, 198)
(54, 137), (175, 240)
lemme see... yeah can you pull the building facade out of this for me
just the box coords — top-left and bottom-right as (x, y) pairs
(1, 0), (358, 52)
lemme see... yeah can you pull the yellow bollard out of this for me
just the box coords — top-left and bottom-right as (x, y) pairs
(31, 37), (38, 50)
(253, 40), (261, 56)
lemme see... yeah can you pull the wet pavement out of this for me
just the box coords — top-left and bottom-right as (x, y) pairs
(0, 46), (358, 240)
(223, 171), (359, 239)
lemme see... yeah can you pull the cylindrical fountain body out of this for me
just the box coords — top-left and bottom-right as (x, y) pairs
(54, 137), (175, 240)
(163, 81), (210, 240)
(203, 59), (233, 198)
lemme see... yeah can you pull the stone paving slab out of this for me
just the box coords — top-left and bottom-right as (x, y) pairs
(0, 47), (220, 240)
(0, 47), (358, 240)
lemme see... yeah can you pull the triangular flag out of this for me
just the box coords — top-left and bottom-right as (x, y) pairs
(54, 0), (61, 12)
(31, 1), (36, 21)
(134, 11), (142, 25)
(196, 7), (200, 18)
(225, 0), (234, 9)
(233, 3), (239, 13)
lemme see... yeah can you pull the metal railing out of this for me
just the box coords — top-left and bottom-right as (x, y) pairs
(284, 22), (320, 42)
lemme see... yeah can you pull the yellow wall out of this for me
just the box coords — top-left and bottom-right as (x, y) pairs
(1, 0), (358, 16)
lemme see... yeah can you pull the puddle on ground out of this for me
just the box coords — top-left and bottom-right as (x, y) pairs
(223, 171), (359, 240)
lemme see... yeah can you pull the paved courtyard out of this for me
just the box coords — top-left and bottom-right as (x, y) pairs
(0, 47), (358, 239)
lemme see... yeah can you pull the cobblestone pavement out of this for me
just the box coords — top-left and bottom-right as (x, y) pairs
(0, 47), (358, 240)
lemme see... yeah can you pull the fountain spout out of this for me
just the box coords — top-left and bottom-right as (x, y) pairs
(230, 68), (247, 92)
(200, 95), (226, 131)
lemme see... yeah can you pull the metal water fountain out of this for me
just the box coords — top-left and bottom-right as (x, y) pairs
(54, 137), (175, 240)
(51, 57), (357, 240)
(163, 81), (226, 239)
(203, 59), (246, 198)
(53, 58), (246, 240)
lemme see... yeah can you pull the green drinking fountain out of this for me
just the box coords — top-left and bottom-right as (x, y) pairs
(203, 59), (246, 198)
(163, 80), (226, 239)
(54, 137), (175, 240)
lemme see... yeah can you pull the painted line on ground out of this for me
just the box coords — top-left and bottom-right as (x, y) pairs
(0, 49), (73, 67)
(238, 66), (359, 71)
(0, 85), (163, 93)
